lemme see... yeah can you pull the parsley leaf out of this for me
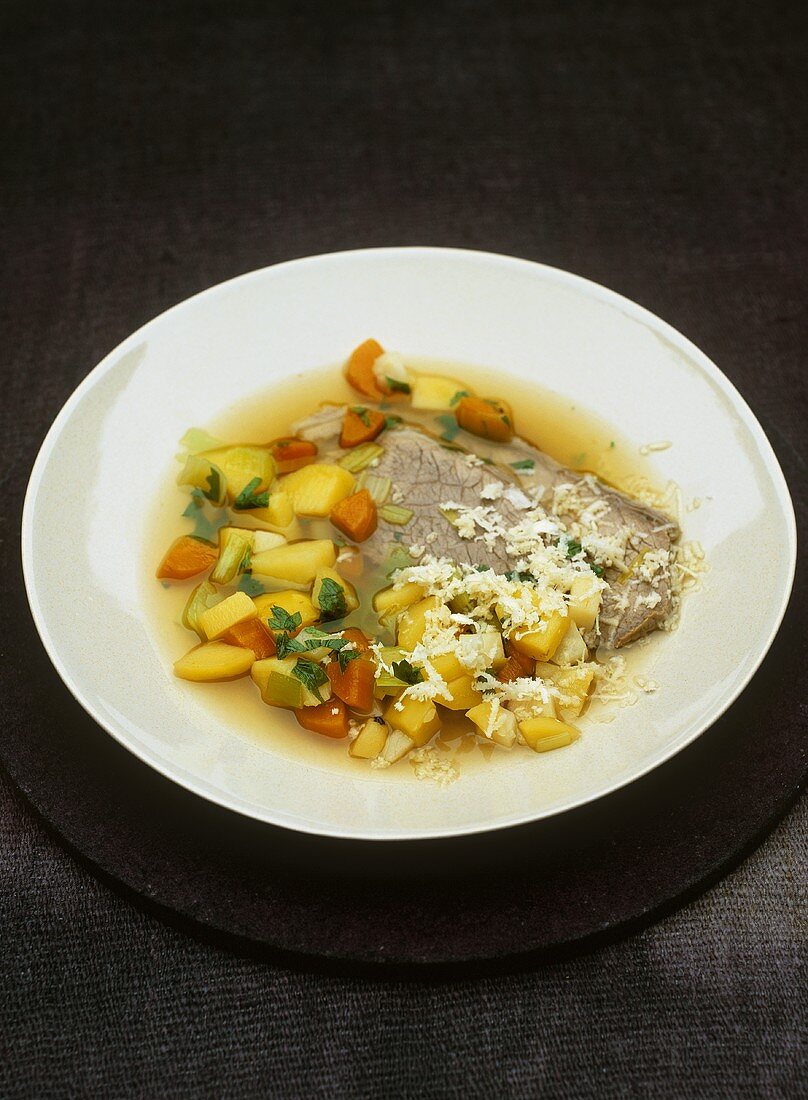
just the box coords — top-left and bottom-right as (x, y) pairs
(182, 489), (228, 541)
(450, 390), (469, 406)
(591, 563), (605, 577)
(386, 377), (411, 394)
(391, 659), (423, 685)
(352, 406), (371, 427)
(565, 539), (583, 559)
(204, 467), (222, 503)
(510, 459), (535, 472)
(384, 415), (402, 431)
(506, 569), (535, 583)
(291, 659), (329, 702)
(233, 476), (270, 510)
(275, 633), (306, 659)
(317, 577), (348, 620)
(267, 606), (302, 633)
(435, 414), (460, 442)
(237, 574), (266, 597)
(336, 648), (361, 673)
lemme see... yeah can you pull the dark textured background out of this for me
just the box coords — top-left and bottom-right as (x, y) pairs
(2, 1), (806, 1096)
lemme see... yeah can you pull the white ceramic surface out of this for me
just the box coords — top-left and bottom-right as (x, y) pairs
(21, 248), (796, 840)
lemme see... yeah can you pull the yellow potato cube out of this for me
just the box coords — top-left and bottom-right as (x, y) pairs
(199, 591), (257, 640)
(281, 463), (355, 516)
(535, 663), (595, 716)
(349, 718), (390, 760)
(252, 591), (319, 628)
(252, 490), (298, 533)
(429, 652), (466, 682)
(410, 373), (470, 410)
(551, 620), (589, 666)
(569, 574), (603, 632)
(396, 596), (444, 651)
(519, 716), (581, 752)
(510, 609), (569, 661)
(466, 700), (518, 747)
(174, 642), (254, 682)
(377, 729), (415, 764)
(438, 675), (483, 712)
(251, 539), (336, 585)
(372, 581), (426, 618)
(385, 697), (441, 747)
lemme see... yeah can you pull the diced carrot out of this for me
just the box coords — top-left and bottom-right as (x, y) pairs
(269, 437), (318, 473)
(327, 657), (376, 713)
(156, 535), (218, 580)
(221, 618), (276, 659)
(341, 627), (373, 655)
(340, 407), (386, 448)
(455, 395), (514, 443)
(330, 489), (378, 543)
(345, 338), (385, 399)
(497, 648), (535, 683)
(294, 698), (350, 738)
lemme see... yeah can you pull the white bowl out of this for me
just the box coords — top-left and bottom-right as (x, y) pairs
(22, 248), (796, 840)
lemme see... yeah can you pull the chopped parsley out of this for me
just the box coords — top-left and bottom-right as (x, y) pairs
(386, 377), (411, 394)
(384, 415), (402, 431)
(237, 574), (266, 597)
(435, 414), (460, 442)
(291, 659), (329, 702)
(391, 659), (423, 685)
(565, 539), (583, 559)
(336, 648), (361, 673)
(204, 467), (222, 503)
(233, 476), (270, 510)
(590, 563), (605, 577)
(510, 459), (535, 472)
(450, 390), (470, 406)
(506, 569), (535, 583)
(352, 406), (372, 427)
(317, 577), (348, 620)
(275, 632), (305, 659)
(182, 488), (228, 541)
(267, 606), (302, 633)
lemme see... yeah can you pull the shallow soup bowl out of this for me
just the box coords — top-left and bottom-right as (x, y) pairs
(22, 248), (797, 840)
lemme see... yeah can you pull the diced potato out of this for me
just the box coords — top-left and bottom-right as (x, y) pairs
(466, 700), (518, 748)
(551, 620), (589, 666)
(429, 652), (466, 682)
(373, 351), (410, 392)
(519, 715), (581, 753)
(372, 581), (426, 618)
(251, 539), (336, 584)
(396, 596), (444, 651)
(312, 567), (359, 620)
(253, 530), (286, 553)
(569, 574), (603, 632)
(535, 663), (595, 717)
(455, 629), (506, 670)
(251, 656), (330, 708)
(174, 642), (254, 682)
(349, 717), (390, 759)
(510, 610), (569, 661)
(282, 463), (355, 516)
(385, 696), (441, 747)
(204, 446), (276, 500)
(410, 373), (470, 410)
(252, 490), (298, 532)
(377, 729), (415, 764)
(438, 675), (483, 711)
(252, 590), (319, 628)
(199, 591), (257, 640)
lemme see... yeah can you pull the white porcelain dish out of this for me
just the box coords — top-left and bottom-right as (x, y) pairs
(21, 248), (796, 840)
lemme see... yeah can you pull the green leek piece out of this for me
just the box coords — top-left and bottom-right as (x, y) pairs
(178, 427), (224, 455)
(210, 527), (254, 585)
(176, 455), (227, 506)
(182, 581), (221, 638)
(262, 670), (306, 709)
(355, 472), (392, 505)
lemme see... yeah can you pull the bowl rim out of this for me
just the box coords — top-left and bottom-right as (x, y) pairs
(20, 246), (798, 840)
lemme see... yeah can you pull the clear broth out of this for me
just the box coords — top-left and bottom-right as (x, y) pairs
(144, 359), (663, 777)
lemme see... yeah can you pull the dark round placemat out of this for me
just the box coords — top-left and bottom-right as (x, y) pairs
(4, 515), (805, 970)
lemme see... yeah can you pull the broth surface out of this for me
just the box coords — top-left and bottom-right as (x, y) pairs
(144, 360), (666, 778)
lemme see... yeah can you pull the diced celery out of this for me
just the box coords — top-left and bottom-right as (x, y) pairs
(182, 581), (222, 639)
(210, 527), (254, 585)
(379, 504), (414, 526)
(337, 442), (385, 473)
(263, 670), (306, 708)
(355, 471), (392, 505)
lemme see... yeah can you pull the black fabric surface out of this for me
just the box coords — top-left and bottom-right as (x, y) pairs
(2, 0), (806, 1096)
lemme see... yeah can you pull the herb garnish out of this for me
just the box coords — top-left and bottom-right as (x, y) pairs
(275, 633), (305, 659)
(182, 488), (228, 541)
(291, 659), (329, 702)
(435, 414), (460, 442)
(386, 377), (411, 394)
(233, 476), (270, 510)
(204, 467), (222, 503)
(352, 406), (372, 426)
(384, 415), (402, 431)
(510, 459), (535, 472)
(506, 569), (535, 583)
(336, 648), (361, 673)
(450, 390), (469, 406)
(591, 563), (605, 577)
(237, 574), (266, 597)
(317, 577), (348, 620)
(267, 606), (302, 633)
(565, 539), (583, 559)
(391, 659), (423, 685)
